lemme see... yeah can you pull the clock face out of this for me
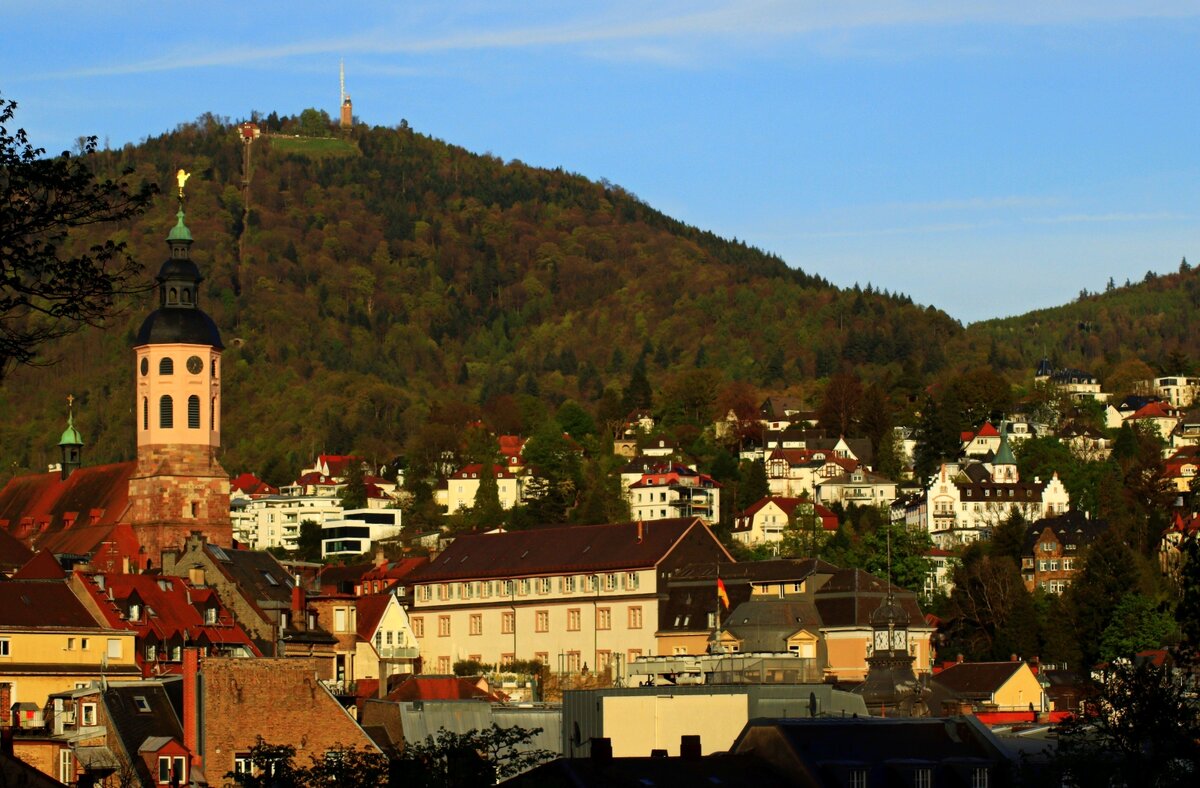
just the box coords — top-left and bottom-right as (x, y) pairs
(140, 358), (149, 376)
(892, 629), (907, 650)
(186, 355), (203, 374)
(874, 630), (890, 651)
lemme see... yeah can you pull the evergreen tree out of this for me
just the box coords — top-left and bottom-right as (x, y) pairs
(736, 459), (770, 510)
(621, 356), (652, 411)
(1066, 530), (1142, 667)
(339, 463), (368, 509)
(1098, 593), (1177, 661)
(470, 461), (505, 528)
(1176, 537), (1200, 648)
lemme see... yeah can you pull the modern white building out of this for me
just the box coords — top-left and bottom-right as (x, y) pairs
(230, 494), (345, 550)
(627, 465), (721, 525)
(320, 508), (404, 558)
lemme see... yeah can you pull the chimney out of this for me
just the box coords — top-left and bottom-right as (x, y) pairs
(590, 737), (612, 762)
(680, 735), (701, 759)
(956, 653), (964, 664)
(0, 682), (11, 728)
(636, 521), (644, 543)
(292, 583), (306, 627)
(182, 648), (200, 767)
(375, 546), (387, 568)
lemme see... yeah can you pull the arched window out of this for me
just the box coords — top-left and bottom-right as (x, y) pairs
(159, 396), (173, 429)
(142, 398), (148, 430)
(181, 288), (192, 305)
(168, 287), (178, 304)
(159, 357), (174, 375)
(188, 395), (200, 429)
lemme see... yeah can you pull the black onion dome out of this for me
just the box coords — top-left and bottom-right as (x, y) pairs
(870, 596), (909, 627)
(156, 257), (203, 283)
(135, 308), (224, 349)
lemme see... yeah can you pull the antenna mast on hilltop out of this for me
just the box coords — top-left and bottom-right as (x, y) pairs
(339, 59), (354, 131)
(340, 58), (345, 107)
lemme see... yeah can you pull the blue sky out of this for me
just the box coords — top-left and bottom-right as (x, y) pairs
(4, 1), (1198, 323)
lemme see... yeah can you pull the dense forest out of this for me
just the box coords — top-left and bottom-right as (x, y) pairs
(0, 111), (1196, 483)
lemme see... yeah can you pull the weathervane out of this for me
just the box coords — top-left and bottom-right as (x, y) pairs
(176, 168), (191, 203)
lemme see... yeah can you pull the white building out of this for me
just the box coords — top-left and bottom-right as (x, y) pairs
(441, 464), (525, 513)
(320, 508), (404, 558)
(730, 496), (838, 546)
(230, 494), (346, 551)
(405, 518), (731, 677)
(627, 465), (721, 525)
(814, 468), (898, 508)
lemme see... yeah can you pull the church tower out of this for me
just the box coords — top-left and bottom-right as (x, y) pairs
(126, 170), (231, 567)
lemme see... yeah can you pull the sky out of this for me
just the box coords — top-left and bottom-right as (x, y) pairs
(4, 1), (1199, 324)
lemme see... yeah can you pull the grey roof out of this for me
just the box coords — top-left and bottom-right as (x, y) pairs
(101, 683), (185, 787)
(724, 599), (822, 652)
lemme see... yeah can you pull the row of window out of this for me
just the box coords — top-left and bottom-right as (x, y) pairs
(412, 606), (643, 638)
(418, 572), (640, 602)
(1, 638), (122, 658)
(142, 395), (215, 430)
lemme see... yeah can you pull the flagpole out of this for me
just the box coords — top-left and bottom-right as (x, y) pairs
(714, 562), (721, 653)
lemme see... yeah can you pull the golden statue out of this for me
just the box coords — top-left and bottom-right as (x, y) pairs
(176, 169), (191, 200)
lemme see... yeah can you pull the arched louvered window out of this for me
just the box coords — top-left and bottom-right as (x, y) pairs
(159, 357), (174, 375)
(159, 395), (173, 429)
(188, 395), (200, 429)
(142, 398), (148, 430)
(211, 396), (216, 429)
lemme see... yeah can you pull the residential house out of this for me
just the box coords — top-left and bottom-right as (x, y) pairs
(814, 467), (898, 508)
(443, 464), (524, 513)
(0, 553), (139, 720)
(1138, 375), (1200, 408)
(70, 571), (259, 677)
(311, 589), (419, 696)
(230, 493), (346, 551)
(730, 496), (838, 546)
(42, 679), (192, 787)
(765, 448), (855, 498)
(1160, 511), (1200, 577)
(931, 659), (1047, 714)
(627, 465), (721, 524)
(960, 421), (1002, 458)
(758, 397), (811, 431)
(1169, 408), (1200, 450)
(924, 548), (958, 598)
(161, 534), (337, 674)
(1058, 421), (1112, 460)
(406, 518), (732, 678)
(1020, 512), (1108, 593)
(1125, 400), (1183, 440)
(1035, 360), (1107, 402)
(230, 472), (279, 498)
(915, 435), (1071, 549)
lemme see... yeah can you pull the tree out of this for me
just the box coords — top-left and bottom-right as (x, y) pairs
(621, 356), (652, 411)
(736, 459), (770, 509)
(1176, 537), (1200, 648)
(298, 107), (332, 137)
(1098, 593), (1177, 662)
(296, 519), (324, 561)
(1, 93), (157, 379)
(816, 371), (863, 436)
(470, 461), (505, 528)
(392, 724), (555, 787)
(779, 498), (828, 558)
(339, 463), (368, 509)
(224, 738), (390, 787)
(1053, 659), (1200, 787)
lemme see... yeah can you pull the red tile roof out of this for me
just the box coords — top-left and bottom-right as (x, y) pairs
(230, 472), (279, 496)
(355, 593), (393, 640)
(0, 526), (33, 572)
(10, 549), (66, 580)
(734, 497), (838, 532)
(0, 462), (134, 554)
(386, 676), (507, 703)
(0, 579), (105, 628)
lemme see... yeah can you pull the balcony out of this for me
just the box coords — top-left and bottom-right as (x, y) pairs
(378, 645), (419, 660)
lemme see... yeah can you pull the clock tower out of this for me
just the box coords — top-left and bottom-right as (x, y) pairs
(126, 171), (232, 567)
(858, 588), (929, 717)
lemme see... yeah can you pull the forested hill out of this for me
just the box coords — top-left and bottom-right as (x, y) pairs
(953, 262), (1200, 383)
(0, 112), (964, 480)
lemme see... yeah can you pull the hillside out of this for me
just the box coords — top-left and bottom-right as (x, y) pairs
(954, 263), (1200, 384)
(13, 112), (1193, 483)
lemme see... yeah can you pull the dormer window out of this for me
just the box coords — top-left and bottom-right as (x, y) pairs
(129, 603), (141, 621)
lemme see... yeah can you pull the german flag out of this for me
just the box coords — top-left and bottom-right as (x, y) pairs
(717, 577), (730, 609)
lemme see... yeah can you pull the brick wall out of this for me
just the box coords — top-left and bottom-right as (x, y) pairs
(200, 657), (376, 777)
(0, 682), (10, 727)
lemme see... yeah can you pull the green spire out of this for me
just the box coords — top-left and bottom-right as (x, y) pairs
(167, 208), (192, 242)
(58, 396), (83, 447)
(993, 423), (1016, 466)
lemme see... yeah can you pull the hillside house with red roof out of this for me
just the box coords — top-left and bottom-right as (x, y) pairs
(730, 496), (838, 546)
(1126, 400), (1183, 440)
(765, 448), (857, 499)
(442, 464), (524, 514)
(628, 465), (722, 525)
(1160, 510), (1200, 577)
(406, 518), (731, 678)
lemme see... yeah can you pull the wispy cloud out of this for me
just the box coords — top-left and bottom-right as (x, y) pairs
(1027, 211), (1185, 225)
(36, 1), (1200, 79)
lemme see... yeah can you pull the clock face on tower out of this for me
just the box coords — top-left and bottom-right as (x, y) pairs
(874, 630), (890, 651)
(186, 355), (203, 374)
(892, 629), (907, 651)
